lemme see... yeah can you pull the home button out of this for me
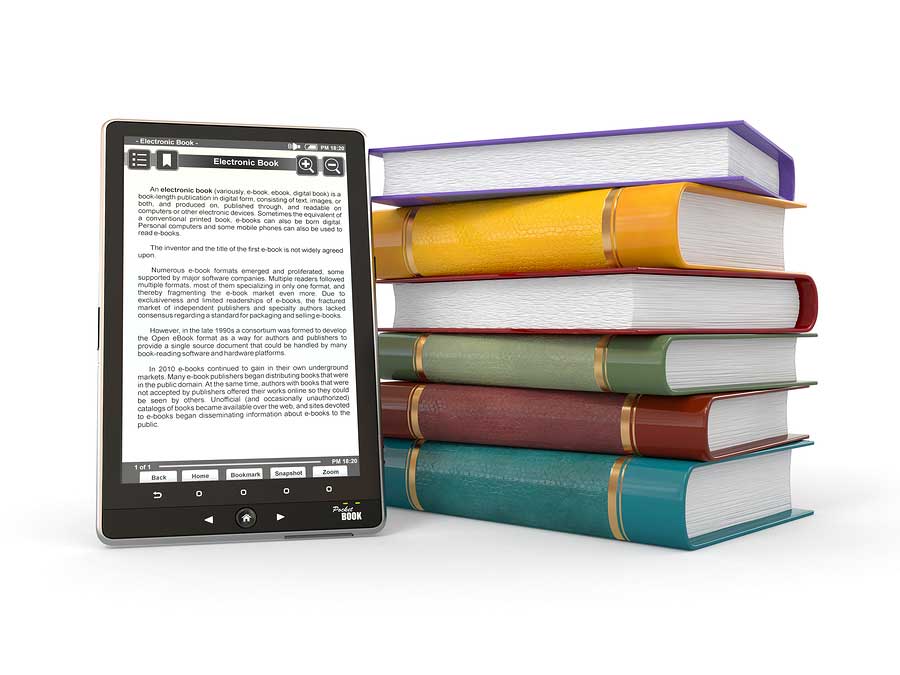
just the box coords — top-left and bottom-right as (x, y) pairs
(235, 507), (257, 529)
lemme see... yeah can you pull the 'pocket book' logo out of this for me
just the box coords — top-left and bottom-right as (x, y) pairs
(333, 504), (363, 521)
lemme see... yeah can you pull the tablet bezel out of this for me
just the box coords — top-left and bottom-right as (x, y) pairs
(98, 120), (384, 544)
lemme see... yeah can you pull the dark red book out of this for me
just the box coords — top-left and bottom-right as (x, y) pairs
(380, 381), (807, 461)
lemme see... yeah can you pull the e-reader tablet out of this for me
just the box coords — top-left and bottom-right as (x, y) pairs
(98, 121), (383, 545)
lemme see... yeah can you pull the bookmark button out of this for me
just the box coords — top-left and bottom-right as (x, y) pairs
(156, 150), (178, 170)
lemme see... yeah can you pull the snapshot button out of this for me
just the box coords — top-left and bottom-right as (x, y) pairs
(270, 466), (306, 479)
(235, 507), (257, 529)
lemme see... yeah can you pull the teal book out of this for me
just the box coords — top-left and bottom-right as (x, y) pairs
(384, 438), (813, 550)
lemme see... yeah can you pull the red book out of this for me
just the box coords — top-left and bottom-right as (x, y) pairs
(380, 381), (807, 461)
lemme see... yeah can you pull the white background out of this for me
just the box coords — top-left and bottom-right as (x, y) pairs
(2, 2), (897, 672)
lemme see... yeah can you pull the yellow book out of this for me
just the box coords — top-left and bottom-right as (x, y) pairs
(372, 182), (803, 279)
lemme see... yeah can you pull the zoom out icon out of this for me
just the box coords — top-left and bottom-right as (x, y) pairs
(323, 156), (344, 176)
(296, 155), (317, 175)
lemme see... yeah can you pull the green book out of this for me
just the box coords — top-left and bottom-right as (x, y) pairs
(379, 332), (815, 395)
(384, 437), (813, 550)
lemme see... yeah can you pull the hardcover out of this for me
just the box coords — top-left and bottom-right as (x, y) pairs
(383, 437), (814, 550)
(372, 182), (803, 280)
(380, 381), (808, 461)
(382, 267), (819, 335)
(379, 332), (815, 395)
(371, 121), (796, 205)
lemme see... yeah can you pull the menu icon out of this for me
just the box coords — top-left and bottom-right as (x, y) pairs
(127, 149), (151, 169)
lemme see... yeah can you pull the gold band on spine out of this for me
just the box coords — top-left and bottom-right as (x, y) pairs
(413, 334), (429, 381)
(400, 207), (420, 277)
(405, 439), (425, 511)
(406, 384), (426, 440)
(607, 457), (631, 541)
(592, 335), (613, 391)
(601, 188), (623, 267)
(620, 394), (641, 455)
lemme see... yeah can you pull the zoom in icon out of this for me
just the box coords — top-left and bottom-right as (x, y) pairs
(296, 155), (318, 175)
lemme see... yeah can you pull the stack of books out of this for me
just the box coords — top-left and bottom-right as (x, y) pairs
(370, 121), (816, 550)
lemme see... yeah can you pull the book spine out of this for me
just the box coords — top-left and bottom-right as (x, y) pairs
(604, 335), (675, 394)
(381, 382), (808, 461)
(373, 184), (689, 280)
(380, 333), (596, 390)
(378, 333), (677, 394)
(378, 333), (424, 382)
(381, 381), (628, 454)
(383, 438), (695, 549)
(384, 270), (818, 334)
(382, 381), (730, 459)
(384, 439), (813, 549)
(380, 333), (814, 395)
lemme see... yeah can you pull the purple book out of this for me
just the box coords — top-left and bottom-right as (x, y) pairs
(370, 121), (794, 206)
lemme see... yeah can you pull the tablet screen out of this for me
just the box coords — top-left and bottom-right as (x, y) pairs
(120, 135), (360, 485)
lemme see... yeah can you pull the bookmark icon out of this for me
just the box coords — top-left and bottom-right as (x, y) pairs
(156, 150), (178, 170)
